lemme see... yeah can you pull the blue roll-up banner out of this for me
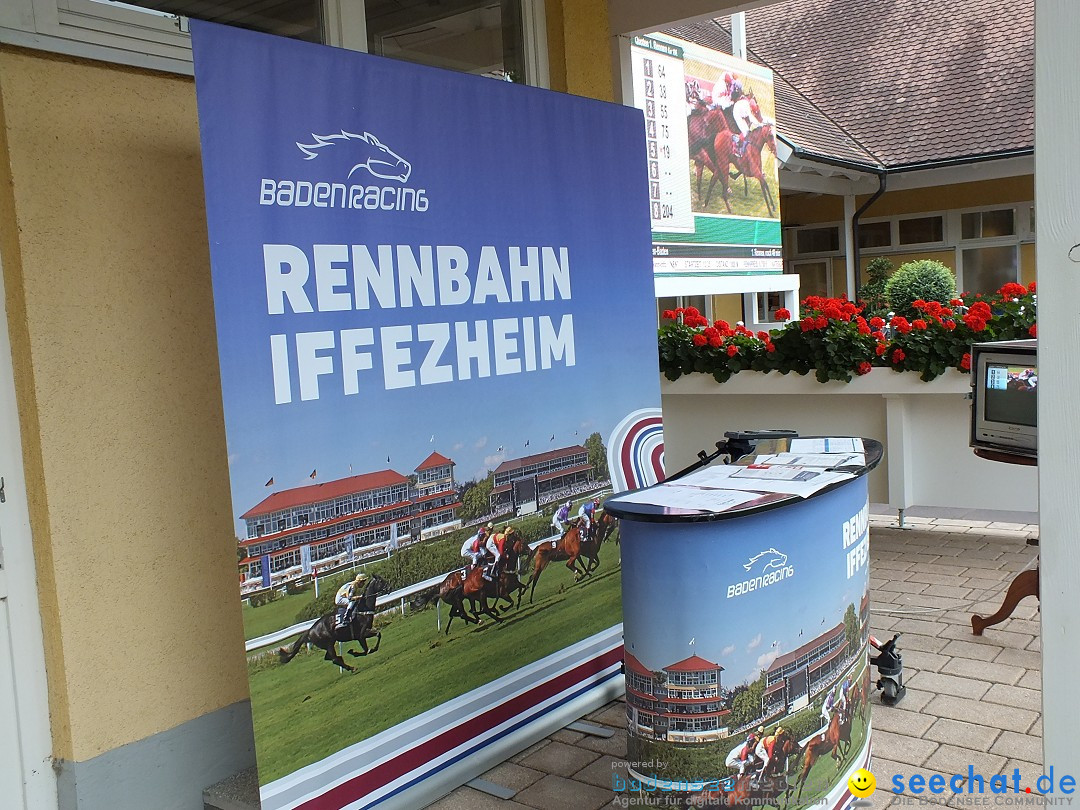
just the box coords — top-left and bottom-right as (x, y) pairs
(190, 21), (661, 810)
(619, 481), (871, 810)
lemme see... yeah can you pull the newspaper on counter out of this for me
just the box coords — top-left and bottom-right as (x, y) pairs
(676, 461), (855, 498)
(788, 437), (864, 454)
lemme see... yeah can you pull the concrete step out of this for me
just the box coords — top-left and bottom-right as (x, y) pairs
(203, 767), (261, 810)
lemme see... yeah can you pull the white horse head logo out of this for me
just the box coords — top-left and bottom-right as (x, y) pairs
(743, 548), (788, 572)
(296, 130), (412, 183)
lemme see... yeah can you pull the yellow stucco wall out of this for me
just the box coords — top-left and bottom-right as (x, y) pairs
(1021, 243), (1036, 287)
(0, 47), (247, 761)
(553, 0), (614, 101)
(711, 294), (744, 325)
(782, 176), (1035, 225)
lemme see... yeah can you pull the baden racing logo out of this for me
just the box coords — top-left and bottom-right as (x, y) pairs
(743, 547), (788, 572)
(728, 547), (795, 598)
(297, 130), (412, 182)
(259, 129), (429, 212)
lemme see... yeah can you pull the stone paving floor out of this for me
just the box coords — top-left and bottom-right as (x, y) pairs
(423, 513), (1043, 810)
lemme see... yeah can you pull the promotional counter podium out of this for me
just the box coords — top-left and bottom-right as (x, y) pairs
(605, 435), (882, 809)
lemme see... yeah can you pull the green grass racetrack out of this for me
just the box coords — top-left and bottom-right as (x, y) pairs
(247, 556), (623, 784)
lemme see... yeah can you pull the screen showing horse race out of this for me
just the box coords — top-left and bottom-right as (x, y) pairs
(628, 34), (783, 296)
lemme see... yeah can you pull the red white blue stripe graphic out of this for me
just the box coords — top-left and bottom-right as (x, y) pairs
(608, 408), (665, 493)
(261, 629), (624, 810)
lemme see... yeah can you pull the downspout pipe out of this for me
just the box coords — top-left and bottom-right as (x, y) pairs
(851, 171), (887, 296)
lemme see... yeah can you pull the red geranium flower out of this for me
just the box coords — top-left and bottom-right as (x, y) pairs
(1028, 281), (1037, 292)
(999, 282), (1027, 300)
(950, 299), (964, 306)
(857, 322), (871, 335)
(960, 352), (972, 371)
(942, 320), (956, 331)
(912, 319), (928, 330)
(1029, 324), (1038, 338)
(692, 333), (707, 347)
(815, 316), (828, 329)
(856, 361), (873, 375)
(684, 306), (700, 318)
(875, 343), (887, 356)
(714, 319), (731, 331)
(823, 305), (843, 320)
(892, 349), (906, 364)
(766, 343), (776, 353)
(775, 308), (791, 322)
(869, 317), (885, 329)
(708, 334), (723, 348)
(661, 310), (676, 320)
(962, 314), (987, 331)
(757, 331), (770, 341)
(726, 344), (739, 357)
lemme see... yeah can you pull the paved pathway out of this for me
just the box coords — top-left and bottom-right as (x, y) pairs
(424, 514), (1043, 810)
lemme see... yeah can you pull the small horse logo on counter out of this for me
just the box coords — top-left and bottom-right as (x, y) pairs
(743, 548), (788, 572)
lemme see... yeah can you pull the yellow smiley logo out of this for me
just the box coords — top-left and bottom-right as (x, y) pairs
(848, 768), (876, 797)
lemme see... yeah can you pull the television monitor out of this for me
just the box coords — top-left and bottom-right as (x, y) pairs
(970, 339), (1037, 457)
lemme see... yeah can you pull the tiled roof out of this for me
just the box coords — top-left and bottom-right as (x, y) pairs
(664, 654), (724, 673)
(241, 469), (408, 519)
(415, 451), (454, 471)
(768, 622), (845, 671)
(625, 652), (653, 676)
(492, 445), (587, 475)
(668, 20), (879, 169)
(668, 0), (1034, 169)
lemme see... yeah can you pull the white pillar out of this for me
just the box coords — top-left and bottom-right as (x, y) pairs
(1035, 0), (1080, 778)
(731, 12), (747, 60)
(843, 194), (856, 299)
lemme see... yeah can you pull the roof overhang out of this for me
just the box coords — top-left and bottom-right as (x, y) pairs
(778, 138), (1034, 197)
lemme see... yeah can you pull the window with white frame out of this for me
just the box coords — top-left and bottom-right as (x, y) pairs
(954, 205), (1028, 295)
(789, 260), (831, 298)
(657, 295), (710, 324)
(788, 203), (1032, 296)
(2, 0), (549, 86)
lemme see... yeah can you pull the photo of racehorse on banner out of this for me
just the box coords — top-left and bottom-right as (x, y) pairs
(684, 64), (779, 219)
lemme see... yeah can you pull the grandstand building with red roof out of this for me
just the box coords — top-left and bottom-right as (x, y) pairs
(238, 451), (461, 588)
(490, 445), (592, 512)
(624, 653), (730, 743)
(763, 622), (850, 716)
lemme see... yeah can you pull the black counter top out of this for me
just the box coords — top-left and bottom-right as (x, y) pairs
(604, 436), (882, 523)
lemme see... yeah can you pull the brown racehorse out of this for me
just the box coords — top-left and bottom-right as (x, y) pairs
(700, 122), (778, 217)
(795, 710), (853, 800)
(438, 565), (503, 634)
(690, 92), (766, 203)
(583, 511), (619, 572)
(526, 521), (592, 602)
(494, 526), (529, 608)
(688, 731), (797, 808)
(847, 679), (866, 727)
(438, 527), (530, 633)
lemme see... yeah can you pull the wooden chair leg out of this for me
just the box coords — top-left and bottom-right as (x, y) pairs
(971, 567), (1040, 636)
